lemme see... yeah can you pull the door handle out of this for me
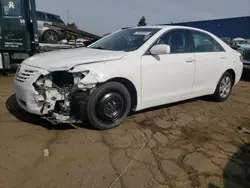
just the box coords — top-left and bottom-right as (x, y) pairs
(185, 58), (195, 63)
(221, 56), (227, 59)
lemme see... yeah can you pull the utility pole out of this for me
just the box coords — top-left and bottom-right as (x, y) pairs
(67, 9), (70, 24)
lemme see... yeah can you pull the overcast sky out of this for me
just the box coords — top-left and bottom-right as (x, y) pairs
(36, 0), (250, 36)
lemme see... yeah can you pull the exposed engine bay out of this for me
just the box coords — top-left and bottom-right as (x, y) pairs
(33, 70), (99, 124)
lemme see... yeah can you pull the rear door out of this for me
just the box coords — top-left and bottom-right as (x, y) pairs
(189, 30), (228, 94)
(0, 0), (30, 51)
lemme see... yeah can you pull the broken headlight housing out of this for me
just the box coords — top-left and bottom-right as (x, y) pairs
(33, 70), (91, 93)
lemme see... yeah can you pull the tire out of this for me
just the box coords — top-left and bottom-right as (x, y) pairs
(71, 92), (89, 122)
(86, 82), (131, 130)
(43, 30), (60, 43)
(212, 71), (233, 102)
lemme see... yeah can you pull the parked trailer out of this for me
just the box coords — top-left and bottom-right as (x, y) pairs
(0, 0), (100, 71)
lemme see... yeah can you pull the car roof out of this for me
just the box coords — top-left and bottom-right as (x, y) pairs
(37, 10), (60, 17)
(126, 25), (213, 34)
(234, 37), (245, 41)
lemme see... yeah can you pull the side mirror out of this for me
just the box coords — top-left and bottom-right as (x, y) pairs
(149, 44), (171, 55)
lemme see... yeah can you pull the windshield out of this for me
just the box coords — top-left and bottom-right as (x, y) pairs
(237, 40), (248, 45)
(88, 28), (160, 52)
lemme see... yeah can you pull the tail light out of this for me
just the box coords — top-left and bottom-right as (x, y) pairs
(240, 55), (243, 62)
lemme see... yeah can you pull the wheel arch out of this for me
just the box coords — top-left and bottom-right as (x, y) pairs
(213, 69), (236, 94)
(105, 77), (138, 111)
(226, 69), (236, 86)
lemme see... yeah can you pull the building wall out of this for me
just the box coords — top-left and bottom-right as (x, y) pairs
(170, 16), (250, 39)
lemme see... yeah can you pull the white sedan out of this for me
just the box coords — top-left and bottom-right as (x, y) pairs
(14, 26), (243, 129)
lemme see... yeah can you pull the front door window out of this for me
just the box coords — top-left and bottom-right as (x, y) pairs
(154, 29), (191, 54)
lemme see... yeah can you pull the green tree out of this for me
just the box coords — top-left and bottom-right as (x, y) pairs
(67, 22), (78, 40)
(137, 16), (147, 26)
(67, 22), (77, 29)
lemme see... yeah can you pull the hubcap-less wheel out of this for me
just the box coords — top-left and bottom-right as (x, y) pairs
(44, 30), (59, 43)
(97, 92), (125, 122)
(86, 82), (131, 130)
(219, 76), (231, 98)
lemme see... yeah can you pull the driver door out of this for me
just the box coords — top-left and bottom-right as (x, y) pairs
(141, 29), (196, 107)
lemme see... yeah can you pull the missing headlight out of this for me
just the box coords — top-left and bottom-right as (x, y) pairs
(52, 71), (74, 88)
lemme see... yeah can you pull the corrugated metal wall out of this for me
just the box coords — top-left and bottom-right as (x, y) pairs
(170, 16), (250, 39)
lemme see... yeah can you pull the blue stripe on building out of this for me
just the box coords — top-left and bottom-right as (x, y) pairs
(165, 16), (250, 39)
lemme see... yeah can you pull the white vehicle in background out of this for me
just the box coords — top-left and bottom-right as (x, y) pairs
(59, 39), (68, 44)
(76, 38), (86, 48)
(231, 37), (249, 50)
(14, 26), (243, 130)
(68, 40), (76, 45)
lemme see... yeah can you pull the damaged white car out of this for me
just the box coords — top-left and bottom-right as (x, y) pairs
(14, 26), (243, 130)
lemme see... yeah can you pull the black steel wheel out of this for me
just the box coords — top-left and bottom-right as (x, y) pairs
(86, 82), (131, 130)
(43, 30), (60, 43)
(97, 92), (126, 123)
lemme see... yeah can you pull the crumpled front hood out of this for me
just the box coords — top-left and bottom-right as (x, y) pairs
(23, 47), (127, 71)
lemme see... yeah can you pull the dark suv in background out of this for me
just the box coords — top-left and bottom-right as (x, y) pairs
(36, 11), (67, 43)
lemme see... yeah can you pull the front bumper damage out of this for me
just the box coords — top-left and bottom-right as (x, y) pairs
(15, 67), (101, 124)
(37, 71), (100, 124)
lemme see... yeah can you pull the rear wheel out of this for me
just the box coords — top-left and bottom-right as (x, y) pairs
(212, 72), (233, 102)
(43, 30), (60, 43)
(86, 82), (131, 130)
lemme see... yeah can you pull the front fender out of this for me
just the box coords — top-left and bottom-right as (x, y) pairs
(69, 63), (110, 84)
(69, 59), (141, 108)
(69, 60), (136, 84)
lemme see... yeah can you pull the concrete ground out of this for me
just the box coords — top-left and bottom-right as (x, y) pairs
(0, 72), (250, 188)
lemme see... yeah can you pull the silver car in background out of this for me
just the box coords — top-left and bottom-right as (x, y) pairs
(36, 11), (67, 43)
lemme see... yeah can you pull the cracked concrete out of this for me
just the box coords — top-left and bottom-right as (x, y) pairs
(1, 77), (250, 188)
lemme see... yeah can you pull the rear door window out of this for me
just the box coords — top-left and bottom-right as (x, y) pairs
(190, 30), (225, 53)
(45, 13), (63, 23)
(36, 11), (46, 21)
(45, 13), (57, 22)
(54, 15), (64, 24)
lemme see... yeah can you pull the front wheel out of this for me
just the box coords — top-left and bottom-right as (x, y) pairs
(86, 82), (131, 130)
(212, 72), (233, 102)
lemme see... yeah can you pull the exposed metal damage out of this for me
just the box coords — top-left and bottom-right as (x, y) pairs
(33, 70), (101, 124)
